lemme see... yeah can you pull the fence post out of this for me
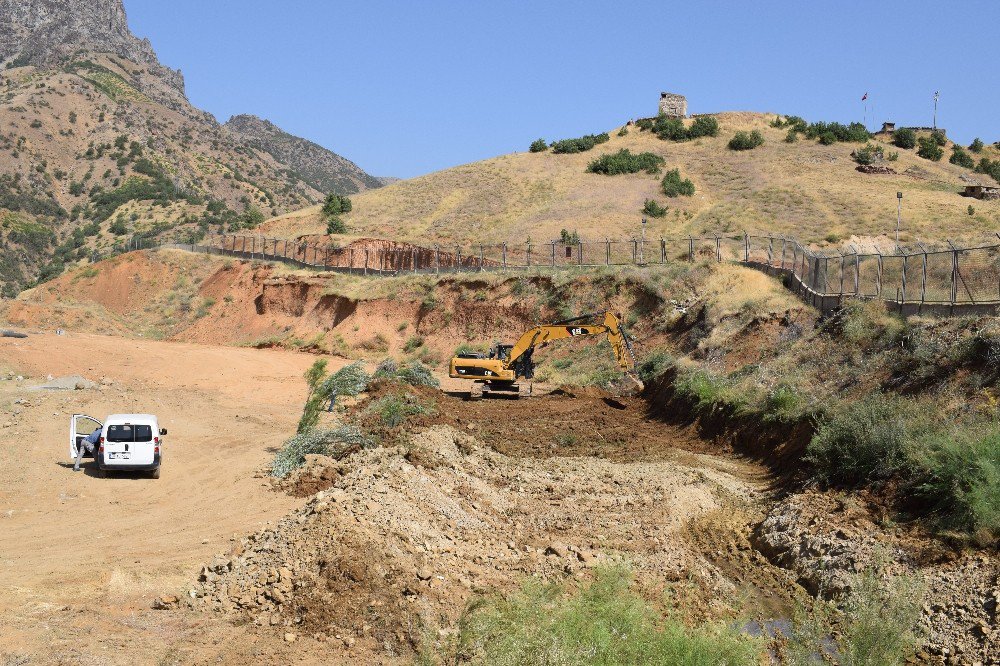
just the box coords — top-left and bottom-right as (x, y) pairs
(578, 241), (583, 266)
(951, 244), (959, 310)
(901, 255), (908, 304)
(502, 242), (507, 269)
(632, 239), (638, 264)
(767, 237), (774, 266)
(715, 235), (721, 263)
(660, 238), (666, 264)
(527, 242), (531, 268)
(551, 242), (556, 267)
(456, 246), (462, 273)
(434, 245), (440, 275)
(876, 252), (883, 296)
(854, 253), (860, 295)
(480, 244), (485, 272)
(743, 231), (749, 263)
(606, 239), (611, 266)
(780, 238), (786, 270)
(839, 253), (846, 295)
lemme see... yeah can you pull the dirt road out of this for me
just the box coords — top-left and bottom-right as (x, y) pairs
(0, 332), (344, 664)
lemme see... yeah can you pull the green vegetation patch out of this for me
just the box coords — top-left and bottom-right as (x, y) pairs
(424, 563), (761, 665)
(587, 149), (665, 176)
(550, 133), (610, 154)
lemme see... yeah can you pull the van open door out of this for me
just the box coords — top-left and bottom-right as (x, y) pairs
(70, 414), (102, 459)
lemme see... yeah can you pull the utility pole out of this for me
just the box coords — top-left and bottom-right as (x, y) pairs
(933, 91), (940, 130)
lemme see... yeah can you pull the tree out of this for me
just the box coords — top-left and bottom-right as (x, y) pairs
(322, 193), (352, 217)
(917, 136), (943, 161)
(893, 128), (916, 149)
(950, 146), (975, 169)
(529, 138), (547, 153)
(688, 116), (719, 138)
(970, 138), (985, 153)
(326, 217), (347, 234)
(559, 229), (580, 245)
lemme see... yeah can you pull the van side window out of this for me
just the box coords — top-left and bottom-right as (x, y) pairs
(107, 425), (154, 442)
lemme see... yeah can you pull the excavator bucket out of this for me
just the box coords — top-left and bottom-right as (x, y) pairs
(613, 373), (645, 397)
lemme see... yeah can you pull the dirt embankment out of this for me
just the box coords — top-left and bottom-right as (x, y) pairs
(7, 250), (669, 370)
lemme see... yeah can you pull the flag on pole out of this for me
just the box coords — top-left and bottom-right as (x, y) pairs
(861, 92), (868, 101)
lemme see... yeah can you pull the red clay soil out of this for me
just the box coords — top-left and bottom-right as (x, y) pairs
(272, 236), (498, 270)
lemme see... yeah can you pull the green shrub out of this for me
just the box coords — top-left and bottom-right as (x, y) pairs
(396, 360), (440, 387)
(976, 158), (1000, 184)
(616, 126), (628, 137)
(917, 136), (943, 161)
(969, 205), (976, 216)
(784, 129), (798, 143)
(852, 143), (885, 165)
(586, 149), (665, 175)
(930, 130), (947, 146)
(318, 361), (370, 400)
(911, 428), (1000, 537)
(970, 138), (985, 153)
(949, 145), (975, 169)
(635, 118), (654, 132)
(403, 335), (425, 353)
(653, 116), (688, 141)
(435, 563), (761, 666)
(764, 384), (804, 422)
(806, 395), (911, 486)
(661, 169), (695, 197)
(326, 217), (346, 234)
(365, 394), (432, 429)
(109, 218), (128, 235)
(529, 138), (548, 153)
(560, 228), (580, 244)
(637, 350), (674, 381)
(642, 199), (668, 218)
(806, 121), (870, 143)
(688, 116), (719, 138)
(728, 130), (764, 151)
(893, 128), (917, 149)
(550, 133), (610, 154)
(270, 426), (370, 478)
(675, 370), (729, 412)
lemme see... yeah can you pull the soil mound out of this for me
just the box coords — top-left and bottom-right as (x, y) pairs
(190, 425), (758, 655)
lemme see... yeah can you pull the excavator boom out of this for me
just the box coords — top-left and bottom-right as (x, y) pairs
(449, 311), (638, 397)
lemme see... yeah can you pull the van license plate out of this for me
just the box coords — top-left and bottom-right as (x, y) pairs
(109, 452), (131, 460)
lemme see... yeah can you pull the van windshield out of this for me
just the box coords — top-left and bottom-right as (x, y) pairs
(106, 424), (153, 443)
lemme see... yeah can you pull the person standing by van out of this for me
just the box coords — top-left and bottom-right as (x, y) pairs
(74, 428), (101, 472)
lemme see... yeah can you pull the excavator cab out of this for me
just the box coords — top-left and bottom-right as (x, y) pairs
(449, 311), (640, 400)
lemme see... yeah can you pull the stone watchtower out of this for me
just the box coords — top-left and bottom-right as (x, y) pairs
(658, 92), (687, 118)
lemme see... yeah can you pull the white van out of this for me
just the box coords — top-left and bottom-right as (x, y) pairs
(70, 414), (166, 478)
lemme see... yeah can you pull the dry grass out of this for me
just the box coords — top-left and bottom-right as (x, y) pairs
(261, 112), (999, 247)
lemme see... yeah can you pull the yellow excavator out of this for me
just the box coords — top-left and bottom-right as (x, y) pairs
(448, 311), (641, 399)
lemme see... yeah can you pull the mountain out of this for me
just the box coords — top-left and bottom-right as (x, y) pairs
(0, 0), (380, 296)
(224, 114), (381, 196)
(262, 112), (1000, 247)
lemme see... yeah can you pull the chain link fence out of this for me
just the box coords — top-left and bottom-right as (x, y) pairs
(143, 232), (1000, 313)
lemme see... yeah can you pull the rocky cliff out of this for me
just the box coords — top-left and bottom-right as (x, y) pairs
(0, 0), (185, 95)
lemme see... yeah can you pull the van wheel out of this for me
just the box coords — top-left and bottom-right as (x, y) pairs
(97, 467), (107, 479)
(151, 467), (161, 479)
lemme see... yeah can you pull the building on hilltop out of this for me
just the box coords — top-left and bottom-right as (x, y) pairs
(658, 92), (687, 118)
(879, 121), (896, 134)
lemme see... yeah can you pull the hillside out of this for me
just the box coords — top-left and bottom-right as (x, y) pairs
(0, 0), (379, 296)
(263, 112), (1000, 247)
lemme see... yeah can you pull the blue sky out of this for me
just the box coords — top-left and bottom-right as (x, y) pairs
(125, 0), (999, 179)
